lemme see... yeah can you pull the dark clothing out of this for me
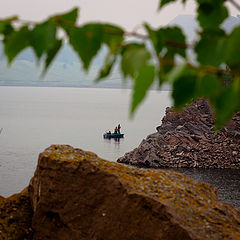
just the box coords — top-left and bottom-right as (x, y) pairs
(117, 124), (121, 134)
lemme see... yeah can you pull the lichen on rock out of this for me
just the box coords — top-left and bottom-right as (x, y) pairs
(28, 144), (240, 240)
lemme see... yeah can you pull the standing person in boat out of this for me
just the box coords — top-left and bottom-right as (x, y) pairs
(114, 126), (118, 134)
(117, 124), (121, 134)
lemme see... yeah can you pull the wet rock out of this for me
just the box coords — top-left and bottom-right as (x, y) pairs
(28, 145), (240, 240)
(118, 99), (240, 169)
(0, 188), (33, 240)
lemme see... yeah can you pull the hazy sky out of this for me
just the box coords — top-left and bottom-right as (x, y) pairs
(0, 0), (238, 31)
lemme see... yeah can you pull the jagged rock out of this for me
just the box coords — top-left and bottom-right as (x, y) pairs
(0, 188), (33, 240)
(118, 99), (240, 169)
(28, 145), (240, 239)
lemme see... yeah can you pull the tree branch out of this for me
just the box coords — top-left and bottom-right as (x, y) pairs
(124, 31), (148, 40)
(4, 17), (193, 51)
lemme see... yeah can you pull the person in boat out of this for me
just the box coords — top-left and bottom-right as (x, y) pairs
(117, 124), (121, 134)
(107, 130), (111, 137)
(114, 127), (118, 134)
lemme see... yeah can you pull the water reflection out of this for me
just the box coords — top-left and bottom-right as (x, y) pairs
(114, 138), (120, 143)
(104, 137), (123, 145)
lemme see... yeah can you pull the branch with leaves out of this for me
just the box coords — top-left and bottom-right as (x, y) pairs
(0, 0), (240, 129)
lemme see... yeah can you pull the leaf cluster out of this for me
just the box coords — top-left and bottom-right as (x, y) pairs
(0, 0), (240, 129)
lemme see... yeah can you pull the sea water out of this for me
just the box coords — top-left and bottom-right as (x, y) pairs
(0, 86), (239, 208)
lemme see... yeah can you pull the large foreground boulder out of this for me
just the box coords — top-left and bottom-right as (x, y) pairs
(28, 145), (240, 239)
(118, 99), (240, 169)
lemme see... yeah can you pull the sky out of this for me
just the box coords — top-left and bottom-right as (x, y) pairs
(0, 0), (239, 31)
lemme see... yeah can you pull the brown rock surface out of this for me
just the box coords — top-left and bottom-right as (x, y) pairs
(28, 145), (240, 240)
(118, 99), (240, 169)
(0, 188), (33, 240)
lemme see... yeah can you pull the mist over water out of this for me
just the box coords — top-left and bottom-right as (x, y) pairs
(0, 86), (239, 209)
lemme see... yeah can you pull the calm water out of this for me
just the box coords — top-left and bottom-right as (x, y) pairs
(0, 86), (171, 196)
(0, 86), (239, 209)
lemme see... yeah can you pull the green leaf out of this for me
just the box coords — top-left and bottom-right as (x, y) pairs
(4, 26), (30, 64)
(55, 8), (79, 32)
(30, 20), (57, 59)
(131, 65), (155, 114)
(145, 23), (163, 54)
(95, 24), (123, 80)
(172, 68), (198, 109)
(225, 26), (240, 69)
(195, 29), (227, 67)
(160, 27), (186, 58)
(102, 24), (124, 54)
(145, 25), (186, 58)
(196, 74), (222, 98)
(42, 39), (62, 76)
(121, 43), (151, 78)
(160, 55), (175, 75)
(58, 7), (78, 24)
(0, 21), (14, 36)
(166, 64), (187, 83)
(159, 0), (177, 8)
(96, 52), (116, 81)
(197, 1), (228, 29)
(0, 16), (18, 34)
(69, 24), (103, 70)
(213, 83), (240, 130)
(146, 25), (186, 81)
(0, 22), (6, 33)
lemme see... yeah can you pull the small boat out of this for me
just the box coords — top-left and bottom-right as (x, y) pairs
(103, 132), (124, 139)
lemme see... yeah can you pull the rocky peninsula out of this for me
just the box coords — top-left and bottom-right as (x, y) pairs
(0, 145), (240, 239)
(118, 99), (240, 169)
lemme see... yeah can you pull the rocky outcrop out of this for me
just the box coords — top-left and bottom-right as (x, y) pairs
(118, 99), (240, 169)
(27, 145), (240, 239)
(0, 188), (33, 240)
(1, 145), (239, 239)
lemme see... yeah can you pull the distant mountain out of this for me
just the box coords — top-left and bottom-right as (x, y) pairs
(168, 14), (240, 41)
(167, 14), (240, 66)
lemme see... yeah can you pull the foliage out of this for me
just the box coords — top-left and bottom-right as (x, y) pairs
(0, 1), (240, 129)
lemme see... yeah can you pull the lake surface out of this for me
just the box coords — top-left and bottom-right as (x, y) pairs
(0, 86), (171, 195)
(0, 86), (239, 209)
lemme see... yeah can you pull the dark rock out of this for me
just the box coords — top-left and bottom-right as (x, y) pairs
(118, 99), (240, 169)
(0, 188), (33, 240)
